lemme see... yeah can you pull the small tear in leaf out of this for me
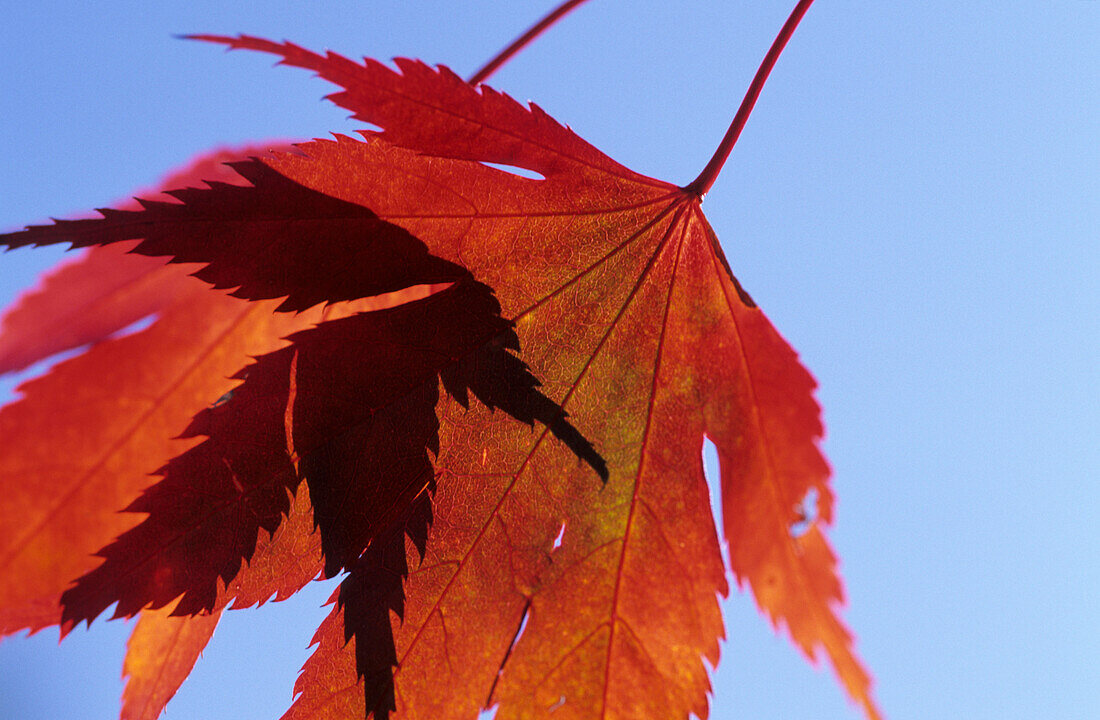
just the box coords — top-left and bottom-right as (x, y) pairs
(211, 389), (235, 408)
(701, 437), (731, 569)
(551, 522), (565, 551)
(478, 161), (546, 181)
(486, 600), (531, 707)
(789, 487), (819, 538)
(105, 313), (157, 342)
(513, 605), (531, 647)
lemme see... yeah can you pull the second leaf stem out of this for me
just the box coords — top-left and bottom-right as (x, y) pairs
(684, 0), (817, 197)
(468, 0), (592, 85)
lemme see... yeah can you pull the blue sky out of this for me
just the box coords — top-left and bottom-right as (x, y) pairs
(1, 2), (1097, 719)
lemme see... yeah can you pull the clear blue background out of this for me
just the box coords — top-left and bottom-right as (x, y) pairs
(1, 2), (1097, 719)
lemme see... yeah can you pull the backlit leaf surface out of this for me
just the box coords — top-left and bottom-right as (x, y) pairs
(0, 19), (878, 720)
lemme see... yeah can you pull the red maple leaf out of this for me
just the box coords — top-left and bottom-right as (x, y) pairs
(0, 1), (880, 718)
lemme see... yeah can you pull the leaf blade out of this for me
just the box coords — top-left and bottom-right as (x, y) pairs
(121, 608), (222, 720)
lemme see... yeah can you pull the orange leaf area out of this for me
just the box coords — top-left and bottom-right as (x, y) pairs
(0, 29), (880, 720)
(122, 608), (222, 720)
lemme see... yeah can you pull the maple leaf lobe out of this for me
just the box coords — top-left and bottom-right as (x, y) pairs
(0, 160), (468, 312)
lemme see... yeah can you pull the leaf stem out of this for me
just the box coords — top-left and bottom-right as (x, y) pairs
(683, 0), (816, 198)
(467, 0), (592, 85)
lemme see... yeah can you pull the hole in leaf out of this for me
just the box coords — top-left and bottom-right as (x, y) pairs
(700, 437), (731, 569)
(211, 388), (236, 409)
(105, 312), (157, 342)
(484, 600), (531, 708)
(789, 487), (819, 538)
(551, 521), (565, 550)
(513, 605), (531, 646)
(477, 161), (546, 181)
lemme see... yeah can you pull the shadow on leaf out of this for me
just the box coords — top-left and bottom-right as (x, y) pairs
(44, 163), (606, 720)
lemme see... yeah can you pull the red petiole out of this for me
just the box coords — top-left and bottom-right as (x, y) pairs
(468, 0), (592, 85)
(470, 0), (815, 200)
(685, 0), (816, 197)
